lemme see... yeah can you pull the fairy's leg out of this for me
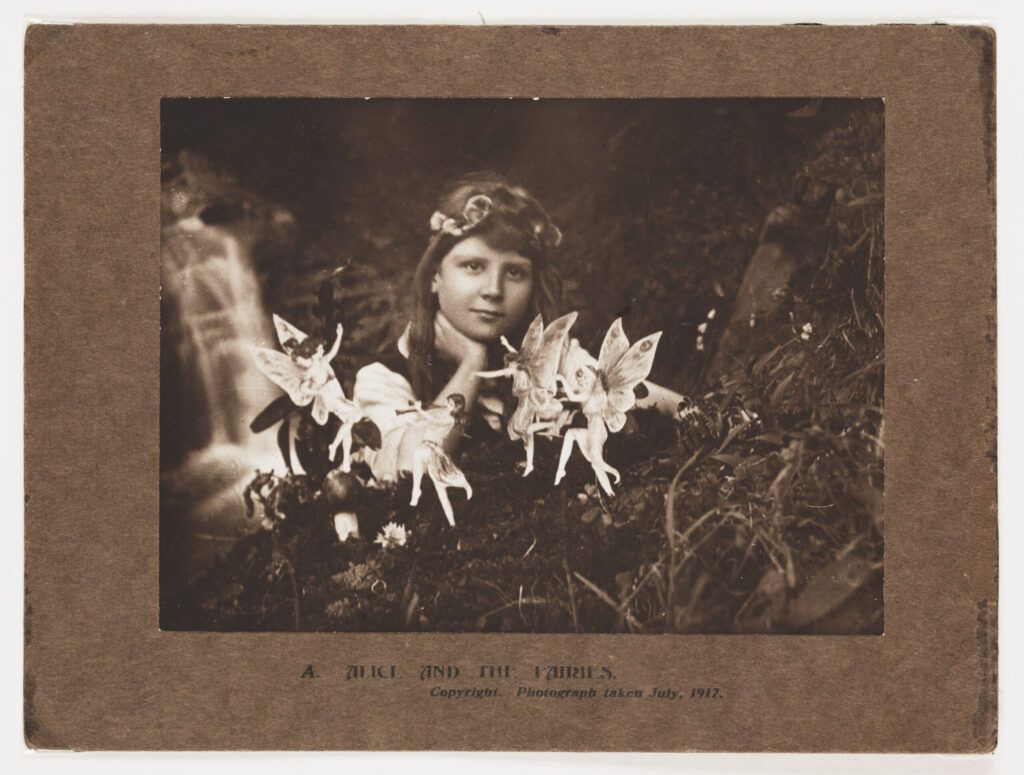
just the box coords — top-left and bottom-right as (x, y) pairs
(523, 433), (536, 477)
(586, 420), (617, 497)
(555, 429), (583, 487)
(328, 423), (344, 461)
(593, 465), (615, 497)
(339, 425), (354, 472)
(431, 478), (456, 527)
(410, 449), (426, 507)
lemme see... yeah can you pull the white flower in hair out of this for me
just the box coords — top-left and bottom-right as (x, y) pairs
(429, 194), (494, 238)
(461, 194), (492, 228)
(429, 211), (449, 232)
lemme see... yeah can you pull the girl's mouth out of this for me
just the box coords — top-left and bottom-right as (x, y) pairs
(471, 310), (506, 322)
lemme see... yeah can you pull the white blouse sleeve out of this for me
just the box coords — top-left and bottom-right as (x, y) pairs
(353, 361), (419, 432)
(353, 362), (418, 482)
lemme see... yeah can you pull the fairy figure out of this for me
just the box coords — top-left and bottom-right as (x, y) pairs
(554, 319), (662, 496)
(250, 314), (365, 472)
(477, 311), (578, 476)
(396, 394), (473, 527)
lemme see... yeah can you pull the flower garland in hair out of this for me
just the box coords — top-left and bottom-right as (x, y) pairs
(429, 192), (563, 250)
(430, 194), (494, 237)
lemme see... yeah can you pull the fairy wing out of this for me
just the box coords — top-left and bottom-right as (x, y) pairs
(600, 331), (663, 430)
(273, 314), (308, 351)
(249, 346), (314, 406)
(532, 312), (579, 390)
(597, 318), (631, 372)
(517, 314), (545, 358)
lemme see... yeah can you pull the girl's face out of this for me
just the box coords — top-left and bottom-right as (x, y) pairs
(432, 234), (534, 342)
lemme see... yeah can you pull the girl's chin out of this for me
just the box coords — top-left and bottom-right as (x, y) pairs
(462, 319), (511, 341)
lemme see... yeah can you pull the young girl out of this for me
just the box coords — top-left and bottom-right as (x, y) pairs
(352, 173), (682, 482)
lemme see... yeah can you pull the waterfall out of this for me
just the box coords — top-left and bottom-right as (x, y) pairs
(164, 215), (280, 451)
(161, 213), (286, 589)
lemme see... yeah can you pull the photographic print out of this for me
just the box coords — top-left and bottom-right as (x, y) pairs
(26, 25), (994, 752)
(159, 98), (884, 635)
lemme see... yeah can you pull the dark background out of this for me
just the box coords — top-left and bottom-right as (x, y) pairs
(160, 97), (878, 465)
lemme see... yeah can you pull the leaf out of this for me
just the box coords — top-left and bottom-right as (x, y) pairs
(769, 371), (796, 410)
(277, 416), (292, 471)
(752, 340), (790, 376)
(784, 554), (878, 629)
(250, 394), (297, 433)
(710, 454), (743, 468)
(581, 507), (602, 524)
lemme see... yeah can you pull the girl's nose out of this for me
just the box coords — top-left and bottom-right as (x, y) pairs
(481, 267), (504, 300)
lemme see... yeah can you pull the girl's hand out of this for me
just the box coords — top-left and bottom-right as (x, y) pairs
(434, 311), (488, 372)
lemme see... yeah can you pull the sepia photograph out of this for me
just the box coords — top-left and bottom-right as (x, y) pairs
(25, 21), (1000, 753)
(158, 98), (885, 634)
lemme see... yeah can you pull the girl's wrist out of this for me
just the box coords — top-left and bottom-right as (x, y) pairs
(457, 350), (487, 374)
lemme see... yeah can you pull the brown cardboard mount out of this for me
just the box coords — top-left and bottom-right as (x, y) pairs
(24, 25), (996, 752)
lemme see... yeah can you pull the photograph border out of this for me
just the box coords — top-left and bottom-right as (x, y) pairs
(24, 24), (995, 751)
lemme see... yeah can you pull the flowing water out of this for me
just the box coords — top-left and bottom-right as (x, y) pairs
(161, 215), (285, 590)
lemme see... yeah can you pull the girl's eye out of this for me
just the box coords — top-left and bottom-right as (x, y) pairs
(462, 260), (485, 272)
(506, 265), (531, 280)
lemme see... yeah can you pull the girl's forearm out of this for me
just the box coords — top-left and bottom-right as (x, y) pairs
(635, 379), (685, 415)
(434, 361), (482, 453)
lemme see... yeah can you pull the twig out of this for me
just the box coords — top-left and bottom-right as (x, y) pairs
(850, 289), (864, 332)
(842, 192), (884, 209)
(665, 446), (705, 633)
(837, 355), (884, 388)
(676, 506), (724, 547)
(476, 597), (549, 627)
(619, 562), (664, 613)
(563, 560), (581, 634)
(573, 571), (645, 632)
(671, 508), (730, 576)
(521, 533), (538, 559)
(404, 592), (420, 630)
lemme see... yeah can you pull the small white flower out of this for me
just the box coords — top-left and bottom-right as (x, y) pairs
(696, 336), (705, 351)
(748, 314), (756, 328)
(707, 308), (717, 320)
(375, 521), (408, 549)
(429, 211), (447, 231)
(800, 322), (813, 341)
(697, 321), (708, 334)
(333, 512), (360, 542)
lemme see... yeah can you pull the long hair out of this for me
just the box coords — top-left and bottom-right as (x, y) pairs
(407, 173), (564, 399)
